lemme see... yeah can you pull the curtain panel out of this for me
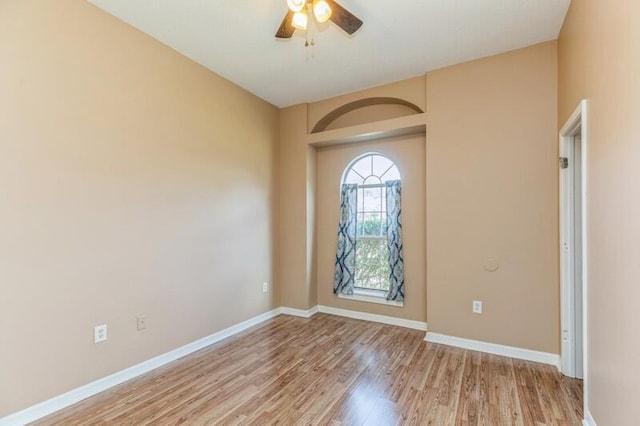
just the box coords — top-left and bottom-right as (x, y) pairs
(333, 183), (358, 295)
(385, 180), (405, 301)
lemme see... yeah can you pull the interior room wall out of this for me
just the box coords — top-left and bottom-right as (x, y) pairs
(558, 0), (640, 423)
(278, 104), (317, 310)
(425, 41), (560, 353)
(0, 0), (278, 416)
(306, 146), (318, 308)
(316, 136), (427, 322)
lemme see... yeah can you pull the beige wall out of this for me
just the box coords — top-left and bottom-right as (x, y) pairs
(0, 0), (278, 417)
(316, 136), (427, 321)
(306, 145), (318, 308)
(559, 1), (640, 423)
(426, 41), (560, 353)
(278, 104), (318, 310)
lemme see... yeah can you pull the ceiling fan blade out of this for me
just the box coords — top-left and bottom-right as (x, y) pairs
(326, 0), (363, 35)
(275, 10), (295, 39)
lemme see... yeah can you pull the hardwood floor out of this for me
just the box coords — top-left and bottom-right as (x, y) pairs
(33, 314), (583, 425)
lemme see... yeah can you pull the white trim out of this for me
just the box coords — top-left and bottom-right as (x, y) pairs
(279, 306), (319, 318)
(582, 409), (596, 426)
(560, 101), (585, 136)
(317, 305), (427, 331)
(559, 100), (590, 419)
(559, 99), (589, 379)
(559, 123), (578, 377)
(337, 292), (404, 307)
(424, 332), (560, 367)
(0, 309), (281, 426)
(581, 101), (590, 415)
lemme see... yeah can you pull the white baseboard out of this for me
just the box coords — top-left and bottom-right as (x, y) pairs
(0, 309), (281, 426)
(317, 305), (428, 331)
(424, 332), (560, 367)
(279, 306), (319, 318)
(583, 409), (596, 426)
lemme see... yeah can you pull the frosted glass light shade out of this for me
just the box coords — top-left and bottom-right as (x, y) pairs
(287, 0), (306, 13)
(292, 11), (308, 30)
(313, 0), (332, 23)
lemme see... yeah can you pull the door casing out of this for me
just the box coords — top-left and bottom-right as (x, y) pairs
(559, 100), (588, 406)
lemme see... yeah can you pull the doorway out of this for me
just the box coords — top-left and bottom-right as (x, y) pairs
(559, 100), (588, 383)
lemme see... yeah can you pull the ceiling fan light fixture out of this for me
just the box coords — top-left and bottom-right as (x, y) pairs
(312, 0), (332, 23)
(292, 10), (308, 30)
(287, 0), (306, 12)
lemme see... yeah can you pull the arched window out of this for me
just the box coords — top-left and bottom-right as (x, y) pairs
(342, 153), (401, 186)
(334, 153), (404, 303)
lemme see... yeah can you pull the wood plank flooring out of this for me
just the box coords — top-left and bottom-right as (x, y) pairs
(33, 314), (583, 425)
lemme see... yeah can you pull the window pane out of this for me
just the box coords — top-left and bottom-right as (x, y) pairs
(382, 213), (388, 236)
(381, 165), (401, 182)
(344, 170), (363, 185)
(344, 154), (401, 185)
(351, 157), (372, 181)
(381, 189), (387, 212)
(381, 213), (388, 236)
(363, 187), (382, 212)
(362, 213), (382, 236)
(372, 155), (393, 177)
(355, 239), (390, 291)
(356, 212), (364, 236)
(363, 175), (382, 185)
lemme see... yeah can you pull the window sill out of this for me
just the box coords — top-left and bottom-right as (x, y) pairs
(338, 290), (404, 307)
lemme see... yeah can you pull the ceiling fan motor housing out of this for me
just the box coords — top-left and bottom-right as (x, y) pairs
(276, 0), (363, 39)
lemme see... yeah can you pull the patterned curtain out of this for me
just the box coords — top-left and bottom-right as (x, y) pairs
(334, 184), (358, 296)
(385, 180), (404, 302)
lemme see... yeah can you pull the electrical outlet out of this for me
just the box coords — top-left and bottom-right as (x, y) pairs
(94, 324), (108, 343)
(262, 282), (268, 293)
(137, 316), (147, 331)
(472, 300), (483, 314)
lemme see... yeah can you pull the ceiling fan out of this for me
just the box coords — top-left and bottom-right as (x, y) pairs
(275, 0), (363, 39)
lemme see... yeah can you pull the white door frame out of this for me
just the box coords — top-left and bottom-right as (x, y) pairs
(559, 100), (588, 401)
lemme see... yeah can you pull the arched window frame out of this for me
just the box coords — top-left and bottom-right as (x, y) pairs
(338, 153), (402, 301)
(341, 152), (402, 187)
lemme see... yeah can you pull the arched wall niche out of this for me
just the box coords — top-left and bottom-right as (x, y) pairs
(311, 97), (424, 134)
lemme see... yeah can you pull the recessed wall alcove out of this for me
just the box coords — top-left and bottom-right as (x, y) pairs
(311, 97), (425, 134)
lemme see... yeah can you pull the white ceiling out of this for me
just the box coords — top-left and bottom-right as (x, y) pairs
(89, 0), (570, 108)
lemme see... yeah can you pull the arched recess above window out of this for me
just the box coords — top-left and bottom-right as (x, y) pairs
(342, 153), (401, 186)
(312, 97), (424, 134)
